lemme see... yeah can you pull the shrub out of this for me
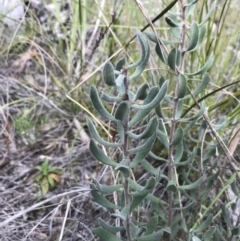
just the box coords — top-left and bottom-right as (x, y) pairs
(87, 1), (240, 240)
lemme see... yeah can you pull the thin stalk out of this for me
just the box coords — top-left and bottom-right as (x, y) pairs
(167, 1), (187, 239)
(122, 68), (132, 241)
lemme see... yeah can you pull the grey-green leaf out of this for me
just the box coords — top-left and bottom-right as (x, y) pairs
(168, 48), (178, 71)
(132, 81), (168, 111)
(174, 142), (183, 164)
(165, 16), (181, 27)
(222, 205), (232, 227)
(145, 31), (180, 45)
(135, 82), (149, 100)
(128, 30), (147, 69)
(199, 0), (217, 26)
(101, 91), (122, 103)
(92, 227), (122, 241)
(136, 230), (163, 241)
(155, 43), (167, 63)
(115, 159), (130, 178)
(178, 74), (187, 99)
(129, 87), (159, 127)
(178, 176), (205, 191)
(115, 57), (126, 71)
(89, 139), (117, 167)
(90, 85), (115, 121)
(115, 101), (129, 125)
(98, 218), (125, 233)
(166, 180), (177, 192)
(87, 117), (120, 147)
(91, 190), (121, 209)
(102, 61), (115, 86)
(192, 236), (201, 241)
(128, 31), (150, 80)
(185, 53), (214, 76)
(186, 22), (199, 52)
(197, 24), (206, 47)
(204, 226), (216, 241)
(193, 74), (210, 96)
(194, 214), (213, 233)
(115, 74), (125, 95)
(171, 26), (181, 39)
(128, 116), (158, 139)
(117, 121), (124, 143)
(172, 127), (183, 146)
(145, 216), (158, 235)
(129, 134), (156, 154)
(130, 134), (156, 168)
(92, 179), (123, 194)
(111, 205), (130, 221)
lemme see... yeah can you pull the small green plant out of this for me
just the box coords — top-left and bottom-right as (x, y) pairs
(13, 108), (34, 136)
(87, 1), (240, 240)
(35, 159), (62, 195)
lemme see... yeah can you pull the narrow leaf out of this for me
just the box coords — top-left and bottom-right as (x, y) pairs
(136, 230), (163, 241)
(171, 26), (181, 39)
(174, 141), (183, 164)
(128, 30), (148, 69)
(172, 127), (183, 146)
(132, 81), (168, 111)
(165, 16), (181, 27)
(194, 214), (213, 233)
(186, 22), (199, 52)
(111, 205), (130, 221)
(91, 190), (121, 209)
(115, 101), (129, 125)
(115, 159), (130, 178)
(129, 31), (150, 80)
(101, 91), (122, 103)
(92, 179), (123, 194)
(231, 180), (240, 197)
(222, 205), (232, 227)
(145, 216), (158, 235)
(102, 61), (115, 86)
(129, 87), (159, 127)
(90, 86), (115, 121)
(204, 226), (216, 241)
(155, 43), (167, 63)
(193, 74), (210, 96)
(128, 116), (158, 139)
(115, 74), (125, 95)
(156, 129), (169, 150)
(129, 134), (156, 154)
(199, 0), (217, 26)
(166, 180), (177, 192)
(178, 176), (205, 191)
(178, 74), (187, 99)
(98, 218), (125, 233)
(231, 227), (240, 236)
(87, 117), (120, 147)
(117, 121), (124, 143)
(197, 24), (206, 47)
(192, 236), (201, 241)
(135, 83), (149, 100)
(168, 48), (178, 71)
(130, 134), (156, 168)
(89, 139), (117, 167)
(115, 58), (126, 71)
(92, 227), (122, 241)
(185, 53), (214, 76)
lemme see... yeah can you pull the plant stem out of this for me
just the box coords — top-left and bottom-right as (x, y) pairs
(122, 69), (132, 241)
(167, 1), (187, 239)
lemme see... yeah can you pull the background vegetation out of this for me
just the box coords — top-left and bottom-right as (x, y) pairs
(0, 0), (239, 240)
